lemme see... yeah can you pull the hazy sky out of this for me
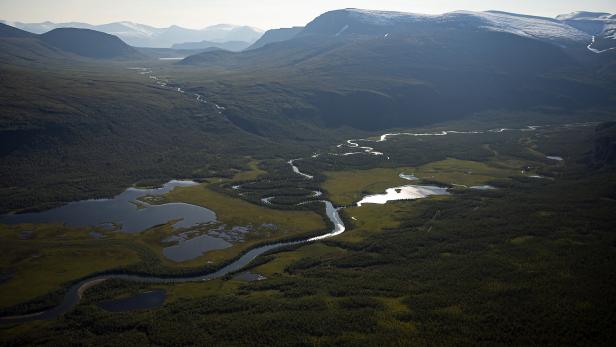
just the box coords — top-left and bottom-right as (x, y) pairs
(2, 0), (615, 29)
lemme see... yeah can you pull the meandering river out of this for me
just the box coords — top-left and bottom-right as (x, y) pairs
(0, 113), (591, 323)
(0, 199), (344, 324)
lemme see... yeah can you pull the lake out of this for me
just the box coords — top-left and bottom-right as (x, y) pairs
(0, 180), (217, 233)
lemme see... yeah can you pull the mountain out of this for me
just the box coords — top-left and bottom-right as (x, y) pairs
(183, 8), (596, 68)
(0, 20), (94, 34)
(180, 8), (614, 133)
(297, 9), (590, 47)
(0, 20), (264, 48)
(246, 26), (304, 50)
(0, 24), (142, 62)
(40, 28), (141, 59)
(171, 40), (251, 52)
(0, 23), (71, 63)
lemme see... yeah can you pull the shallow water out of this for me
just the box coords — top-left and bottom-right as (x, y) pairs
(357, 185), (449, 206)
(0, 181), (217, 233)
(288, 159), (313, 179)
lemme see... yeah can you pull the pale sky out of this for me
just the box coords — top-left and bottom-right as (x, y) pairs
(1, 0), (615, 30)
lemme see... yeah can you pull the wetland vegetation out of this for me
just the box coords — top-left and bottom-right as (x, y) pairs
(1, 117), (615, 345)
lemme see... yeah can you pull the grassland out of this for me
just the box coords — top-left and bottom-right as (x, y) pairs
(231, 159), (267, 181)
(322, 167), (416, 205)
(146, 171), (326, 264)
(322, 158), (523, 205)
(0, 159), (326, 310)
(160, 183), (324, 232)
(0, 223), (141, 309)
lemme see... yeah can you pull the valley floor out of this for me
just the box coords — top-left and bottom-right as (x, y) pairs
(1, 117), (615, 345)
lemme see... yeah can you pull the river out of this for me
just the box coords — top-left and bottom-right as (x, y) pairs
(0, 116), (588, 323)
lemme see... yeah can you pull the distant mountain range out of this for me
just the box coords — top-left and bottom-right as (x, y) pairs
(0, 20), (264, 48)
(171, 40), (251, 52)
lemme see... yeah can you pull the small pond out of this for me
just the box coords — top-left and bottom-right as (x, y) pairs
(357, 185), (450, 206)
(163, 233), (232, 262)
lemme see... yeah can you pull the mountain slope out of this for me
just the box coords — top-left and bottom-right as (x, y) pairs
(0, 61), (276, 213)
(0, 22), (36, 38)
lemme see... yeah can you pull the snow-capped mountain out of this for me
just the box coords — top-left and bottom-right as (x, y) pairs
(302, 9), (592, 47)
(556, 11), (613, 21)
(0, 20), (264, 48)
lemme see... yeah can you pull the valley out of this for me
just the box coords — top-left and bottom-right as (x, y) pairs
(0, 5), (615, 345)
(1, 114), (614, 344)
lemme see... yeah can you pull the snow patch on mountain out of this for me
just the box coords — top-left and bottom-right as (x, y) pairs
(451, 11), (590, 43)
(113, 22), (156, 38)
(335, 25), (349, 36)
(346, 8), (436, 25)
